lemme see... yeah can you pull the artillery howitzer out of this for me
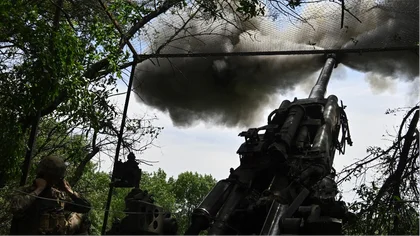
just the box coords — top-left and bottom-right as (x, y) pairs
(185, 54), (353, 235)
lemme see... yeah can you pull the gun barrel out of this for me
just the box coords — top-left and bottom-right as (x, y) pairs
(308, 54), (337, 99)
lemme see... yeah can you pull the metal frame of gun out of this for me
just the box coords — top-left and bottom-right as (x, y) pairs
(186, 54), (353, 235)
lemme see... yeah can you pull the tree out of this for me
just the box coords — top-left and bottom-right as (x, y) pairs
(138, 169), (217, 234)
(0, 0), (121, 182)
(0, 0), (169, 184)
(339, 106), (419, 235)
(169, 172), (217, 234)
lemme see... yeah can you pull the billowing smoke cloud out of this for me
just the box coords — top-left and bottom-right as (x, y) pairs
(134, 0), (419, 127)
(364, 73), (397, 94)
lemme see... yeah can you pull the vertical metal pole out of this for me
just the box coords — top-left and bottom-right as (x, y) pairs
(101, 57), (137, 235)
(19, 111), (41, 186)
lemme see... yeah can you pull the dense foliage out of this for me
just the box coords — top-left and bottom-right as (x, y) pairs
(0, 0), (122, 182)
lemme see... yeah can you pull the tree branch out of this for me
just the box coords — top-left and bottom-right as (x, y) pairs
(366, 108), (419, 234)
(84, 0), (180, 79)
(122, 0), (181, 49)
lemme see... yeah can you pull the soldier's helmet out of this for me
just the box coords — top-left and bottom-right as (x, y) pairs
(36, 155), (67, 178)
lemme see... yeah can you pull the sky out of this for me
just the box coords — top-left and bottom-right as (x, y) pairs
(95, 62), (419, 202)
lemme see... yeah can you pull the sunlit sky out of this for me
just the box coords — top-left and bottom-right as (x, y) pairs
(95, 62), (419, 202)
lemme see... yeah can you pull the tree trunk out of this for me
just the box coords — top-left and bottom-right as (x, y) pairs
(69, 146), (100, 186)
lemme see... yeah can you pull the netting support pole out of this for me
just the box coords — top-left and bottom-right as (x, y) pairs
(101, 57), (137, 235)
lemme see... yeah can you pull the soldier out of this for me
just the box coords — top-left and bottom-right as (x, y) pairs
(9, 155), (91, 235)
(113, 152), (142, 188)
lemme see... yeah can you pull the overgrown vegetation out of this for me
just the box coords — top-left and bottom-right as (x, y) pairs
(339, 106), (419, 235)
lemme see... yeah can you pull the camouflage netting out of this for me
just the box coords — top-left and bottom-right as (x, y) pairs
(132, 0), (419, 128)
(262, 0), (419, 51)
(137, 0), (419, 54)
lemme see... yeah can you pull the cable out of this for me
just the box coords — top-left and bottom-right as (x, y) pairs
(6, 189), (168, 215)
(137, 46), (418, 58)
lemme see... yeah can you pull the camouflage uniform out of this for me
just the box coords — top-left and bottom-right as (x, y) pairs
(9, 156), (91, 235)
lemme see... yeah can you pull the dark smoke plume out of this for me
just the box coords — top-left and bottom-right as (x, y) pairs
(134, 0), (419, 127)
